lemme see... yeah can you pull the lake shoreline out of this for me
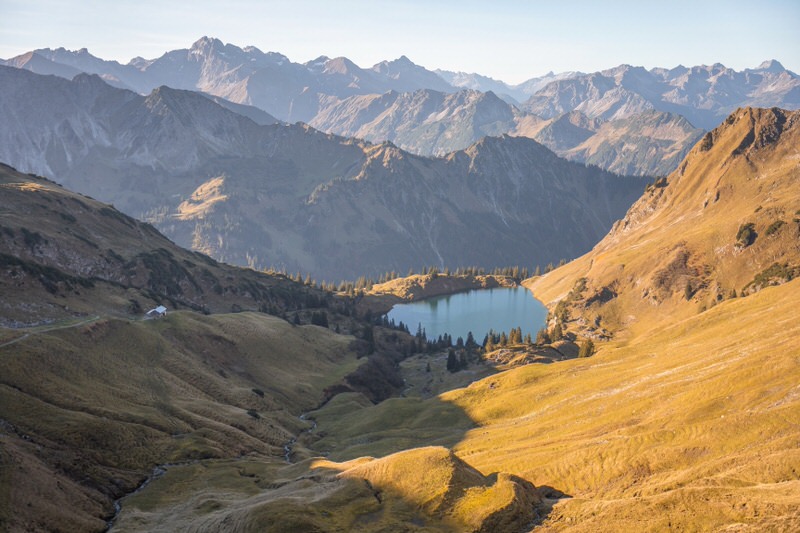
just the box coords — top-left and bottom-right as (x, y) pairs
(357, 273), (523, 315)
(385, 286), (548, 343)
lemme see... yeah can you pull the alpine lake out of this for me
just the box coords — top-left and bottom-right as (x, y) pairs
(386, 287), (548, 342)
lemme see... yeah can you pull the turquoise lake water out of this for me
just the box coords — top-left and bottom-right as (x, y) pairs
(386, 287), (547, 342)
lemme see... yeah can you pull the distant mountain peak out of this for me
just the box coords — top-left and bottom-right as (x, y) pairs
(321, 56), (362, 77)
(757, 59), (785, 73)
(71, 71), (109, 86)
(191, 36), (224, 50)
(373, 55), (419, 73)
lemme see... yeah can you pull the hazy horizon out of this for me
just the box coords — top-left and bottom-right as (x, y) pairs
(1, 0), (798, 84)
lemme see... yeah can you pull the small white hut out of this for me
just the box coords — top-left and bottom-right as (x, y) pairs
(145, 305), (167, 318)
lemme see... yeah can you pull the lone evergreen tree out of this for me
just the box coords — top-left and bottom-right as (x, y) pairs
(446, 349), (458, 372)
(536, 328), (551, 345)
(579, 339), (595, 358)
(466, 331), (477, 349)
(552, 322), (563, 341)
(363, 325), (375, 354)
(485, 336), (495, 353)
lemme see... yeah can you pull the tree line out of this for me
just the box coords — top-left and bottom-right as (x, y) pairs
(259, 262), (580, 298)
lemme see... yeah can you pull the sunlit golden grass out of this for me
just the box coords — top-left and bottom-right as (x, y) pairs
(529, 108), (800, 343)
(313, 446), (539, 532)
(440, 279), (800, 530)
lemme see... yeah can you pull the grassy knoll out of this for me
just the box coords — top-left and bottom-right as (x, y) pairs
(114, 447), (539, 533)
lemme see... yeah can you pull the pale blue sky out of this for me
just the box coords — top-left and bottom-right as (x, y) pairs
(1, 0), (798, 83)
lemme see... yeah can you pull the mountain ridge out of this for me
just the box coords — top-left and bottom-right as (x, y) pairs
(523, 62), (800, 129)
(0, 66), (647, 280)
(310, 87), (705, 176)
(5, 37), (796, 129)
(529, 106), (800, 341)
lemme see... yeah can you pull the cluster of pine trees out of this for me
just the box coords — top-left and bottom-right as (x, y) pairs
(266, 264), (552, 298)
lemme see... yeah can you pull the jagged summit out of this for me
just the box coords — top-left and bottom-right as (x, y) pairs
(756, 59), (786, 72)
(524, 61), (800, 129)
(191, 35), (223, 49)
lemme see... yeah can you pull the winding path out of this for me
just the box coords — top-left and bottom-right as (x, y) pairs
(0, 315), (101, 349)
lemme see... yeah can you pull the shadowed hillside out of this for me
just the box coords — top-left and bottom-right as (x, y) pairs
(0, 164), (424, 531)
(0, 163), (340, 325)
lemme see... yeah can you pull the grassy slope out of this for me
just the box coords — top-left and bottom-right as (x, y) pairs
(529, 108), (800, 342)
(0, 163), (344, 330)
(0, 311), (359, 532)
(446, 279), (800, 531)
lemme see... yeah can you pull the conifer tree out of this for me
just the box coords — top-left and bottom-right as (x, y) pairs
(536, 328), (551, 345)
(447, 349), (458, 372)
(579, 339), (595, 358)
(466, 331), (477, 349)
(552, 322), (563, 341)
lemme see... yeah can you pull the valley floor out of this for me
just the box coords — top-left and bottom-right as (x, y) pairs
(108, 279), (800, 532)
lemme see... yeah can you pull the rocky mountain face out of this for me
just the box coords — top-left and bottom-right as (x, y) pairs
(0, 65), (373, 203)
(309, 88), (524, 156)
(267, 136), (646, 280)
(530, 109), (706, 176)
(310, 87), (703, 176)
(0, 66), (646, 281)
(530, 107), (800, 340)
(523, 62), (800, 129)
